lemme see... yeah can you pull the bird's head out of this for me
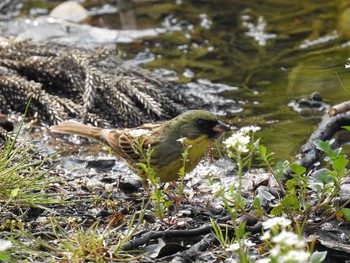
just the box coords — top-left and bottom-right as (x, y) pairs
(170, 110), (232, 140)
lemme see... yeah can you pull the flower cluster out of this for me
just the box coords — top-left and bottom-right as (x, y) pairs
(257, 217), (311, 263)
(262, 217), (291, 231)
(225, 239), (255, 252)
(223, 125), (260, 157)
(223, 132), (250, 154)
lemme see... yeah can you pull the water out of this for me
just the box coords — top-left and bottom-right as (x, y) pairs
(8, 0), (350, 162)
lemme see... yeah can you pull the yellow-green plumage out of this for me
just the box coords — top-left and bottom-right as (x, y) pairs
(151, 135), (210, 182)
(50, 110), (231, 184)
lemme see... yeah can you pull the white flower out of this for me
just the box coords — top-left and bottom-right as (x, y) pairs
(0, 239), (12, 251)
(255, 258), (271, 263)
(128, 129), (152, 138)
(280, 250), (310, 263)
(177, 137), (187, 143)
(271, 230), (305, 247)
(243, 16), (276, 46)
(260, 230), (271, 241)
(243, 239), (255, 247)
(225, 239), (254, 253)
(199, 13), (212, 29)
(262, 217), (292, 230)
(269, 245), (281, 257)
(223, 132), (250, 153)
(226, 242), (240, 252)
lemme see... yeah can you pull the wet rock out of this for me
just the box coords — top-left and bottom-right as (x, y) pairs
(0, 114), (14, 132)
(119, 174), (142, 193)
(2, 17), (166, 48)
(85, 178), (104, 191)
(50, 1), (90, 23)
(288, 92), (328, 118)
(0, 114), (14, 142)
(85, 159), (116, 171)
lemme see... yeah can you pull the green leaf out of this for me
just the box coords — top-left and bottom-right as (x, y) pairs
(313, 168), (334, 184)
(290, 163), (306, 176)
(138, 163), (147, 170)
(164, 201), (174, 208)
(285, 179), (296, 189)
(0, 252), (11, 262)
(341, 208), (350, 222)
(276, 161), (288, 171)
(270, 204), (283, 216)
(332, 155), (348, 176)
(274, 161), (289, 180)
(333, 148), (341, 158)
(342, 126), (350, 132)
(10, 188), (19, 199)
(313, 139), (331, 153)
(258, 145), (267, 157)
(253, 197), (261, 207)
(281, 196), (300, 210)
(309, 250), (327, 263)
(237, 221), (247, 237)
(308, 182), (323, 191)
(178, 167), (185, 176)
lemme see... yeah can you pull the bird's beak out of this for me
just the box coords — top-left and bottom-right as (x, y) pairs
(213, 120), (232, 134)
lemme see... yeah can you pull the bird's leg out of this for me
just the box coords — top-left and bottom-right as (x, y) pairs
(167, 180), (191, 212)
(208, 141), (214, 162)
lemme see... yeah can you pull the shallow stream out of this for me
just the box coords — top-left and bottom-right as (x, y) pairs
(7, 0), (350, 163)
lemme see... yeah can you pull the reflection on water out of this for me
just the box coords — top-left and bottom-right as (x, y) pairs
(6, 0), (350, 161)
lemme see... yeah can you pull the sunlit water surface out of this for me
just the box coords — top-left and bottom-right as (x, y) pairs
(12, 0), (350, 162)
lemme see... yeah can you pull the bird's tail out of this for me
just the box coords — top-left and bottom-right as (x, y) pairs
(50, 121), (109, 145)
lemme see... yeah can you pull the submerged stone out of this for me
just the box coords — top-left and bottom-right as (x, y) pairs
(50, 1), (90, 23)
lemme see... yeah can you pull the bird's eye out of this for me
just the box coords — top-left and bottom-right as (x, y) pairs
(196, 119), (208, 129)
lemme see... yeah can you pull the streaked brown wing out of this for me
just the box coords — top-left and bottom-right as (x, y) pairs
(101, 129), (125, 156)
(103, 123), (163, 163)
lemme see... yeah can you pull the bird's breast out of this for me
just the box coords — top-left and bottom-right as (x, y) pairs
(125, 134), (210, 183)
(182, 135), (210, 171)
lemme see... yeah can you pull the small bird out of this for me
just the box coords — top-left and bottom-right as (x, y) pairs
(50, 110), (231, 186)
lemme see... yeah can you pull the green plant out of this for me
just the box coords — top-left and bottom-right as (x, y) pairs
(48, 211), (144, 262)
(6, 199), (148, 262)
(0, 136), (62, 210)
(0, 101), (68, 211)
(210, 218), (254, 262)
(210, 127), (261, 262)
(136, 137), (193, 221)
(136, 139), (171, 221)
(212, 129), (335, 262)
(175, 138), (192, 210)
(257, 217), (327, 263)
(260, 139), (350, 233)
(0, 239), (12, 262)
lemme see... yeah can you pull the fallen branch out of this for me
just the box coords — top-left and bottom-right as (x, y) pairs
(122, 222), (261, 251)
(285, 112), (350, 178)
(169, 233), (215, 263)
(329, 100), (350, 116)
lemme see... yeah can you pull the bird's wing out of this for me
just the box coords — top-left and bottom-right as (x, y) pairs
(103, 123), (163, 162)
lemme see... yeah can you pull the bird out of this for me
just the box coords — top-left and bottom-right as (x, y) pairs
(50, 110), (231, 186)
